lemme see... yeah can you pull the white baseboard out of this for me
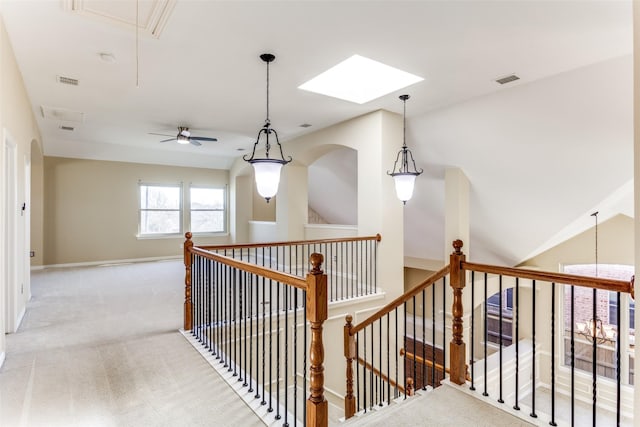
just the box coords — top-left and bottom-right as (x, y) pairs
(39, 255), (182, 270)
(16, 306), (26, 330)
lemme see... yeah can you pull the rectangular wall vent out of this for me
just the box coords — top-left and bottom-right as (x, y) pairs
(59, 125), (75, 131)
(57, 75), (79, 86)
(495, 74), (520, 85)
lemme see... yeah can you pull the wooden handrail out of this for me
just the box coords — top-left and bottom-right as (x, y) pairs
(197, 234), (382, 251)
(400, 348), (446, 375)
(349, 264), (450, 336)
(462, 261), (633, 295)
(400, 348), (471, 382)
(190, 246), (307, 291)
(356, 356), (406, 394)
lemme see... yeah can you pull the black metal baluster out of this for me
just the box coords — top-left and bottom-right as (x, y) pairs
(249, 273), (255, 393)
(228, 265), (233, 372)
(379, 314), (383, 405)
(356, 330), (361, 412)
(412, 295), (417, 392)
(207, 257), (212, 351)
(403, 303), (407, 399)
(214, 259), (220, 357)
(442, 277), (446, 379)
(275, 280), (281, 419)
(293, 288), (298, 423)
(261, 274), (266, 406)
(370, 324), (374, 407)
(283, 280), (288, 426)
(616, 291), (621, 427)
(550, 282), (557, 426)
(238, 269), (244, 383)
(395, 307), (399, 399)
(531, 279), (537, 419)
(592, 288), (597, 427)
(499, 275), (504, 404)
(233, 267), (238, 377)
(193, 255), (198, 340)
(222, 264), (227, 367)
(303, 291), (307, 423)
(268, 248), (274, 413)
(387, 312), (391, 405)
(514, 277), (520, 410)
(471, 271), (476, 391)
(422, 289), (426, 390)
(483, 272), (488, 397)
(244, 272), (249, 387)
(432, 279), (436, 388)
(571, 285), (574, 427)
(363, 327), (368, 410)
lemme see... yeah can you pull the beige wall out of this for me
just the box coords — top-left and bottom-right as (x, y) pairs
(43, 157), (230, 265)
(519, 214), (634, 270)
(0, 15), (44, 356)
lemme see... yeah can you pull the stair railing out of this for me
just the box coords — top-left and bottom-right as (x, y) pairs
(457, 247), (634, 426)
(344, 239), (635, 426)
(198, 234), (381, 303)
(343, 262), (451, 419)
(183, 232), (329, 427)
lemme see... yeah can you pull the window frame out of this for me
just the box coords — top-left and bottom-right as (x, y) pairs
(138, 182), (183, 238)
(560, 263), (635, 385)
(188, 185), (227, 235)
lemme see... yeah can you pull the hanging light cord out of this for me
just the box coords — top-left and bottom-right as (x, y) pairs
(135, 0), (139, 87)
(592, 211), (598, 277)
(402, 97), (407, 148)
(265, 59), (270, 126)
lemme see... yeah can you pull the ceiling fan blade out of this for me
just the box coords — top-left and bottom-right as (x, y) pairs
(190, 139), (202, 146)
(149, 132), (175, 137)
(159, 138), (176, 143)
(190, 136), (218, 142)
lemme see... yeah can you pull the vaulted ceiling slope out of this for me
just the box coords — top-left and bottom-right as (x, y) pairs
(0, 1), (633, 265)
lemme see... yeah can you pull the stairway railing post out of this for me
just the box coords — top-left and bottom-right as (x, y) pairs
(344, 315), (356, 419)
(184, 232), (194, 331)
(449, 239), (467, 385)
(306, 253), (328, 427)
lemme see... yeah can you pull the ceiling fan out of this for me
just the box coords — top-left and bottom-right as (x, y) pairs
(150, 126), (218, 146)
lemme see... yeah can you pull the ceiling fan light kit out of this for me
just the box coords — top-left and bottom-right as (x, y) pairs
(154, 126), (217, 146)
(243, 53), (292, 203)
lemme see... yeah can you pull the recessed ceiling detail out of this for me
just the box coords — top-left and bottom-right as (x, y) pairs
(62, 0), (176, 39)
(41, 106), (85, 123)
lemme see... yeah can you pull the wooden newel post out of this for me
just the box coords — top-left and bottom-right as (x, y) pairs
(306, 253), (328, 427)
(184, 232), (194, 331)
(344, 315), (356, 419)
(449, 239), (467, 385)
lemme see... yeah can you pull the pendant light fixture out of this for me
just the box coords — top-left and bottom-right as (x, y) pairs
(243, 53), (292, 203)
(576, 211), (617, 343)
(387, 94), (423, 204)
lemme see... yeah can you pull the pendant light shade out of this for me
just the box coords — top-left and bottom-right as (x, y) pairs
(243, 53), (292, 202)
(252, 160), (283, 200)
(388, 94), (423, 204)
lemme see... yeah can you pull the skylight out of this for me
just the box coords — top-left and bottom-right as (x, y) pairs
(298, 55), (424, 104)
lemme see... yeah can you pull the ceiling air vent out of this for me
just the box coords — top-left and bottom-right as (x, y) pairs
(57, 75), (79, 86)
(495, 74), (520, 85)
(59, 125), (75, 131)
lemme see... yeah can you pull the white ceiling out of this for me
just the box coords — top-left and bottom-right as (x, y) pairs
(0, 0), (634, 265)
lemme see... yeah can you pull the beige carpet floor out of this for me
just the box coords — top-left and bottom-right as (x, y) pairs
(0, 260), (263, 427)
